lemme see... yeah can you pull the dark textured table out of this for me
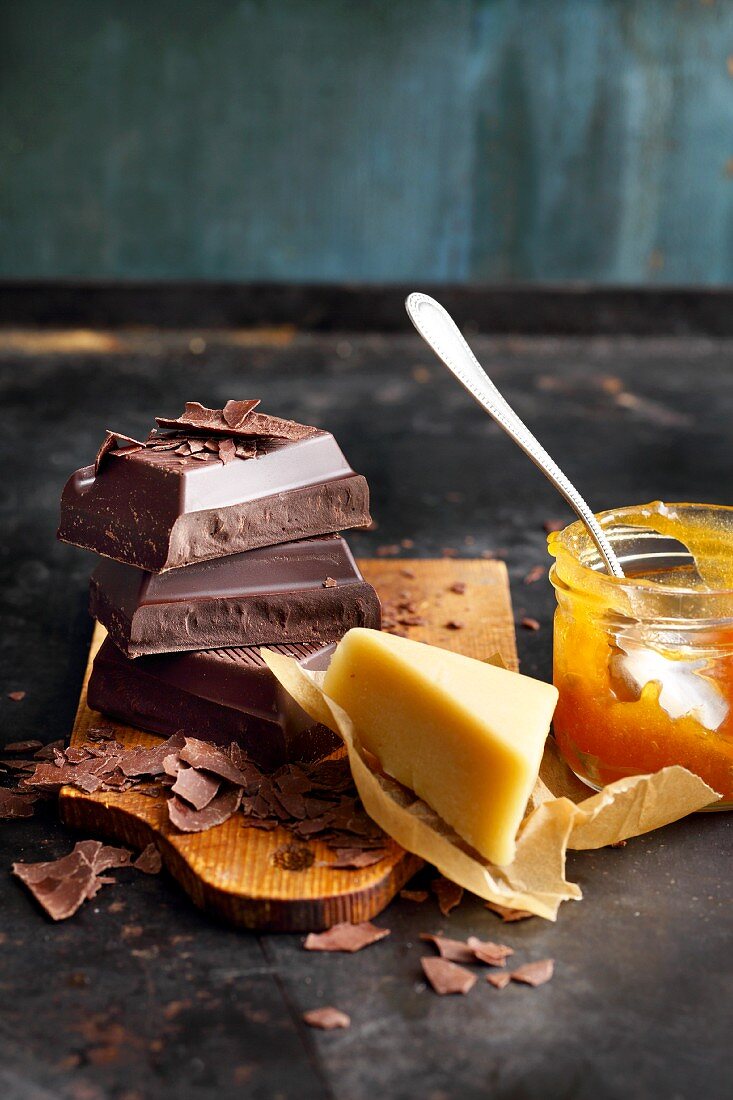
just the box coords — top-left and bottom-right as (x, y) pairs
(0, 327), (730, 1100)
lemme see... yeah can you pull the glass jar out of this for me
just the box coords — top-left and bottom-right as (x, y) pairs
(549, 502), (733, 808)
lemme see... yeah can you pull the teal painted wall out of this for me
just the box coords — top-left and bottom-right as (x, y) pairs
(2, 0), (733, 283)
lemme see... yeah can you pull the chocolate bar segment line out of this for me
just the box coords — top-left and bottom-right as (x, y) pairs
(90, 536), (382, 658)
(87, 637), (338, 769)
(59, 429), (371, 571)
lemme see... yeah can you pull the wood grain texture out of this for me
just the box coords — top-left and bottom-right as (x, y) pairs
(59, 558), (516, 931)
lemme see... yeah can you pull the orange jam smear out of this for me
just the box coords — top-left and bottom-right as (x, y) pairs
(549, 502), (733, 804)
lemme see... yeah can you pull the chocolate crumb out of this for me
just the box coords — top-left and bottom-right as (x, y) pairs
(510, 959), (554, 987)
(7, 692), (26, 702)
(400, 568), (416, 579)
(272, 844), (315, 872)
(322, 577), (338, 588)
(132, 843), (162, 875)
(486, 971), (512, 989)
(432, 876), (463, 916)
(520, 617), (541, 631)
(303, 1006), (351, 1031)
(304, 921), (390, 953)
(449, 582), (466, 595)
(421, 956), (476, 996)
(523, 566), (545, 585)
(445, 620), (465, 630)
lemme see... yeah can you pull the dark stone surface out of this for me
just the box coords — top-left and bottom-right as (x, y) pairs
(0, 329), (730, 1099)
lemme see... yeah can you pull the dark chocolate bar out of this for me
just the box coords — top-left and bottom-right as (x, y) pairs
(87, 636), (339, 769)
(58, 404), (371, 571)
(89, 536), (381, 658)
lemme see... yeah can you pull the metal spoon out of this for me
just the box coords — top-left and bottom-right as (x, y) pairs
(405, 291), (625, 578)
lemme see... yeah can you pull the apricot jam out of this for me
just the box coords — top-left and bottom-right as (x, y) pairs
(549, 502), (733, 807)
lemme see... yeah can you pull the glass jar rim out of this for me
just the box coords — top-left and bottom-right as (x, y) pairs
(548, 501), (733, 615)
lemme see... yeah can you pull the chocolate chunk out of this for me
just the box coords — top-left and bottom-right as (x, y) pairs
(421, 957), (476, 996)
(88, 639), (338, 769)
(419, 933), (476, 964)
(303, 1007), (351, 1031)
(466, 937), (514, 967)
(132, 843), (163, 875)
(484, 901), (534, 922)
(303, 921), (390, 953)
(89, 536), (379, 657)
(167, 787), (242, 833)
(510, 959), (554, 987)
(431, 876), (463, 916)
(171, 764), (221, 810)
(486, 971), (512, 989)
(60, 411), (371, 572)
(7, 691), (26, 702)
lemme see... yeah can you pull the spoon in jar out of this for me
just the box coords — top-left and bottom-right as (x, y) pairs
(405, 292), (625, 578)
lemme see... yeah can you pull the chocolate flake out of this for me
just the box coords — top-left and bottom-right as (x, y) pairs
(0, 788), (38, 819)
(421, 956), (476, 996)
(132, 843), (162, 875)
(510, 959), (554, 987)
(95, 431), (145, 475)
(167, 787), (242, 833)
(303, 1006), (351, 1031)
(6, 691), (26, 702)
(484, 902), (534, 923)
(223, 399), (261, 428)
(304, 921), (390, 953)
(466, 936), (514, 967)
(432, 876), (463, 916)
(12, 840), (131, 921)
(3, 739), (41, 753)
(119, 734), (185, 777)
(486, 971), (512, 989)
(218, 438), (237, 465)
(179, 738), (252, 786)
(171, 764), (220, 810)
(321, 848), (388, 869)
(420, 933), (476, 964)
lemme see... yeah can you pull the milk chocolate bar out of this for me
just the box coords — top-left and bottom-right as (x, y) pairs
(87, 636), (339, 768)
(89, 536), (381, 657)
(58, 402), (371, 571)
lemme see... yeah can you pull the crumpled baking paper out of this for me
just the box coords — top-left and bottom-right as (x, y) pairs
(262, 650), (719, 920)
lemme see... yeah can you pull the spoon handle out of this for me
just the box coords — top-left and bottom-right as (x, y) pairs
(405, 292), (624, 578)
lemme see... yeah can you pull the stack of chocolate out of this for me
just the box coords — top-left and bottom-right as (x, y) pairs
(58, 400), (380, 769)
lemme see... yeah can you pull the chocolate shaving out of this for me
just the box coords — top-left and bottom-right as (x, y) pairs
(6, 691), (26, 702)
(179, 738), (252, 786)
(421, 957), (476, 996)
(486, 971), (512, 989)
(484, 902), (534, 922)
(466, 937), (514, 967)
(95, 430), (145, 475)
(303, 921), (390, 953)
(155, 402), (314, 442)
(119, 734), (185, 777)
(0, 788), (38, 819)
(432, 876), (463, 916)
(420, 933), (476, 965)
(132, 843), (163, 875)
(3, 739), (41, 753)
(321, 848), (388, 869)
(218, 438), (237, 465)
(12, 840), (131, 921)
(171, 764), (220, 810)
(303, 1006), (351, 1031)
(510, 959), (554, 987)
(167, 787), (242, 833)
(223, 399), (260, 428)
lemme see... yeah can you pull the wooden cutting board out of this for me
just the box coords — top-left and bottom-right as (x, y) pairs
(59, 559), (518, 931)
